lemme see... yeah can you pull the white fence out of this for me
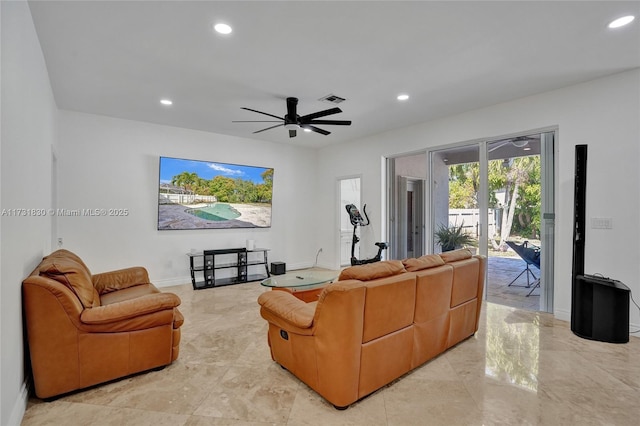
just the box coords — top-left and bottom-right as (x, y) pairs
(448, 209), (497, 238)
(159, 193), (217, 205)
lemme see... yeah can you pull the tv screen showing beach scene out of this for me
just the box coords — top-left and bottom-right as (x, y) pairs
(158, 156), (273, 230)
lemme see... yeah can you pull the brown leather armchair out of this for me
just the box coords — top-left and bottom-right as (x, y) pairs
(22, 249), (184, 399)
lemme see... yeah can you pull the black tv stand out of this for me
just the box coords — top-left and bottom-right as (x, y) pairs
(187, 248), (270, 290)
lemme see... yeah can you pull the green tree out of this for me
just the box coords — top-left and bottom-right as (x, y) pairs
(445, 157), (541, 249)
(512, 157), (541, 238)
(490, 156), (539, 249)
(171, 171), (198, 193)
(208, 175), (236, 202)
(448, 164), (478, 208)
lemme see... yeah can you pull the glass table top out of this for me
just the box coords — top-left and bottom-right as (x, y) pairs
(261, 270), (339, 290)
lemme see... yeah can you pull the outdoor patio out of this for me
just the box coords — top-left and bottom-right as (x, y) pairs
(487, 255), (540, 311)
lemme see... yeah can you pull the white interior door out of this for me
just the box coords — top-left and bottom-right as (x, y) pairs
(399, 178), (425, 259)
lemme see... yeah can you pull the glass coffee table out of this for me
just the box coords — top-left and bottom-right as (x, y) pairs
(261, 270), (339, 302)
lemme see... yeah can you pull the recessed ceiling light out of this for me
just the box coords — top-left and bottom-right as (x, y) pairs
(523, 147), (531, 151)
(214, 23), (232, 35)
(397, 94), (410, 101)
(160, 99), (173, 106)
(303, 128), (312, 132)
(608, 15), (635, 29)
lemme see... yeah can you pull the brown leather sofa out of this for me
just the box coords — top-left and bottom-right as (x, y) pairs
(258, 248), (485, 409)
(22, 249), (184, 399)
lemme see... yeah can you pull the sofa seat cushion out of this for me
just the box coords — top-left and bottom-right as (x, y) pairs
(402, 254), (445, 272)
(92, 267), (151, 295)
(100, 283), (159, 305)
(439, 248), (473, 263)
(38, 256), (99, 308)
(338, 260), (405, 281)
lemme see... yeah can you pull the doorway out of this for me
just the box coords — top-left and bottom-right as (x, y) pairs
(426, 132), (555, 313)
(386, 153), (427, 260)
(397, 177), (425, 259)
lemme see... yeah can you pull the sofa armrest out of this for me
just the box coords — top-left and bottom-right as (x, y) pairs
(80, 292), (180, 325)
(258, 291), (315, 330)
(92, 267), (151, 294)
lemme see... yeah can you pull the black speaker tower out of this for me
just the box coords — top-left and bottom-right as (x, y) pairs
(570, 145), (588, 333)
(570, 144), (630, 342)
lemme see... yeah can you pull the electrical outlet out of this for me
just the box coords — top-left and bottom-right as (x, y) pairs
(57, 238), (63, 247)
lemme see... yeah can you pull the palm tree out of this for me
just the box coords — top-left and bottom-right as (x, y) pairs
(171, 171), (198, 193)
(491, 157), (537, 250)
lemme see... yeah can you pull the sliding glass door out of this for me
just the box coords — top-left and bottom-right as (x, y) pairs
(426, 132), (555, 313)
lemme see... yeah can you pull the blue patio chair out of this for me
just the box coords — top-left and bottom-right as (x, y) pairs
(505, 240), (540, 297)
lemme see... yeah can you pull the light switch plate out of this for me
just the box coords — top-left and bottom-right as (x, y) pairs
(590, 217), (613, 229)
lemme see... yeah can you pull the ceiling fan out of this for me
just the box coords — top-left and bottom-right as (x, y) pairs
(488, 136), (536, 152)
(233, 97), (352, 138)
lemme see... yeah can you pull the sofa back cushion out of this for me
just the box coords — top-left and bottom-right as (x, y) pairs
(402, 254), (445, 272)
(439, 248), (473, 263)
(37, 251), (99, 308)
(44, 249), (93, 274)
(362, 273), (416, 343)
(338, 260), (405, 281)
(449, 257), (480, 308)
(414, 265), (453, 323)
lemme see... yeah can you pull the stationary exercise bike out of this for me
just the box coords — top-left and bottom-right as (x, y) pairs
(345, 204), (388, 266)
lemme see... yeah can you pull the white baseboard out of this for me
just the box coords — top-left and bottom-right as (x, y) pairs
(554, 308), (571, 323)
(153, 276), (191, 288)
(8, 381), (29, 426)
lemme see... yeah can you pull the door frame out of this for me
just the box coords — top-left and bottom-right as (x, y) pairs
(385, 151), (428, 260)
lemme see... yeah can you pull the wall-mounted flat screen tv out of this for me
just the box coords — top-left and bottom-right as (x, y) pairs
(158, 156), (273, 230)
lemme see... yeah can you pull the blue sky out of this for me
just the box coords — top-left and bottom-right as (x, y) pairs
(159, 157), (272, 185)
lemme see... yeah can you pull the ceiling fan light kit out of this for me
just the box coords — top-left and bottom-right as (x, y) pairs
(233, 97), (352, 138)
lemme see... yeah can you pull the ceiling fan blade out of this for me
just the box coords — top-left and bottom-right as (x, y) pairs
(232, 120), (282, 123)
(241, 107), (283, 121)
(308, 119), (352, 126)
(305, 125), (331, 136)
(253, 123), (283, 134)
(300, 107), (342, 122)
(289, 129), (297, 138)
(488, 141), (510, 153)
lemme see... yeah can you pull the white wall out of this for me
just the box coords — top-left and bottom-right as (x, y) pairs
(56, 111), (319, 285)
(317, 69), (640, 328)
(0, 1), (57, 424)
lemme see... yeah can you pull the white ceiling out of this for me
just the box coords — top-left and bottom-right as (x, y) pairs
(28, 1), (640, 148)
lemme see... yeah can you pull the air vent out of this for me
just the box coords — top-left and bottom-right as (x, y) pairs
(319, 94), (346, 104)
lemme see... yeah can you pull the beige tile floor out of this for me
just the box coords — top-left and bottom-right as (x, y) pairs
(22, 276), (640, 425)
(487, 256), (541, 312)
